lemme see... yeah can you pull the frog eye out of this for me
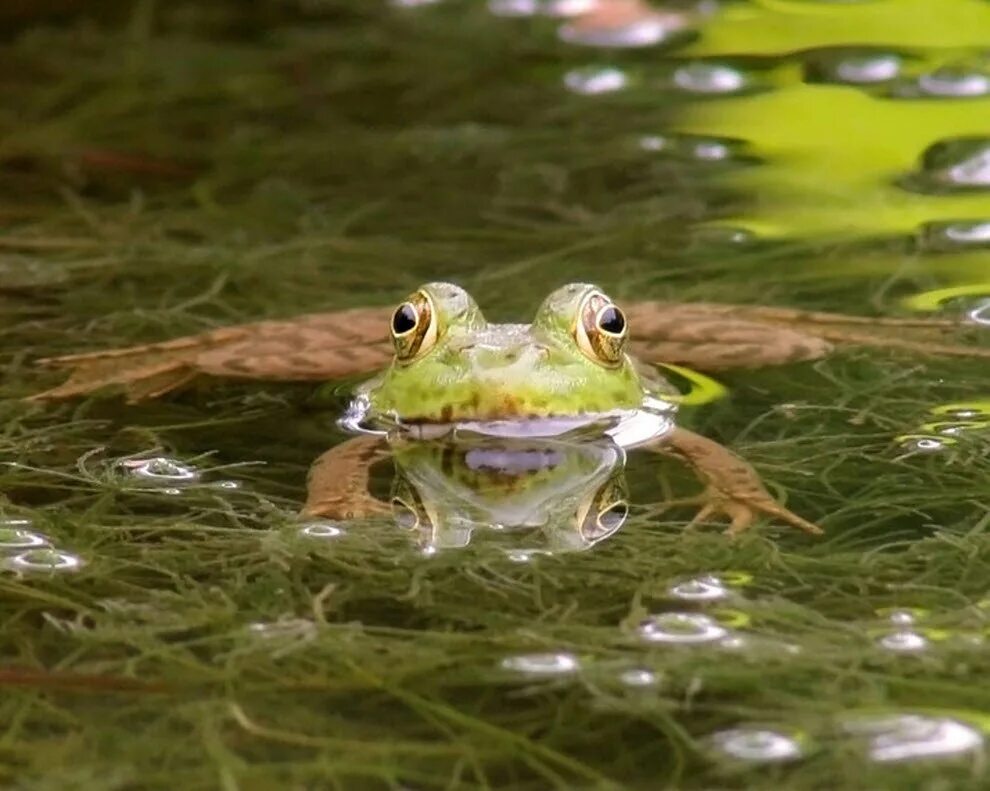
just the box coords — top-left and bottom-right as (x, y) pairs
(390, 289), (438, 362)
(575, 290), (628, 366)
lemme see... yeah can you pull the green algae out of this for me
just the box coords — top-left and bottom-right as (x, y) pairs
(1, 1), (990, 789)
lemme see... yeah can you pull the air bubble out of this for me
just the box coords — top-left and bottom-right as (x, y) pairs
(563, 66), (628, 95)
(0, 528), (49, 550)
(558, 10), (688, 49)
(638, 134), (669, 152)
(905, 137), (990, 193)
(668, 575), (730, 602)
(639, 612), (729, 644)
(500, 652), (580, 675)
(967, 300), (990, 325)
(897, 435), (950, 453)
(672, 62), (747, 94)
(878, 630), (929, 653)
(117, 457), (200, 486)
(709, 728), (804, 763)
(488, 0), (595, 17)
(619, 668), (658, 687)
(896, 65), (990, 99)
(691, 139), (732, 161)
(505, 548), (551, 563)
(7, 549), (84, 573)
(919, 220), (990, 251)
(248, 618), (316, 640)
(805, 51), (902, 85)
(844, 714), (984, 763)
(300, 520), (345, 539)
(877, 608), (922, 626)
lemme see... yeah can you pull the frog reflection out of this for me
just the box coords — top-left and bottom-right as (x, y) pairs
(386, 435), (630, 555)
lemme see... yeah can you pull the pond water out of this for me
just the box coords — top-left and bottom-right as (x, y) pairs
(2, 1), (990, 788)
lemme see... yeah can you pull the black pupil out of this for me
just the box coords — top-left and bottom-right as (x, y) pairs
(392, 303), (418, 335)
(598, 306), (625, 335)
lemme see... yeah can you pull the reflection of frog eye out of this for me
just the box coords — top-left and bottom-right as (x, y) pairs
(575, 290), (628, 366)
(390, 289), (437, 362)
(390, 496), (420, 530)
(578, 474), (629, 543)
(596, 501), (628, 535)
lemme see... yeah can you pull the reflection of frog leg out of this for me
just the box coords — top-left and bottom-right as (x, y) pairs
(646, 427), (822, 536)
(626, 301), (990, 371)
(31, 308), (392, 402)
(302, 436), (391, 519)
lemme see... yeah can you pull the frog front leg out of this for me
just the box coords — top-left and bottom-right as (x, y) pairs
(645, 427), (822, 536)
(302, 435), (391, 519)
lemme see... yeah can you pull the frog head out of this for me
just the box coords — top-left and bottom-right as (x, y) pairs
(357, 282), (647, 427)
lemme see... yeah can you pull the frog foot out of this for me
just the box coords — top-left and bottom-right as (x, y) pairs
(649, 428), (823, 536)
(685, 486), (822, 536)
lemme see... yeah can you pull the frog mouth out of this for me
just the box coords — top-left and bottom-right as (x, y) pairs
(339, 394), (676, 448)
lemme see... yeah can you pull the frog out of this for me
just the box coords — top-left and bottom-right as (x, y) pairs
(298, 281), (822, 534)
(31, 282), (989, 533)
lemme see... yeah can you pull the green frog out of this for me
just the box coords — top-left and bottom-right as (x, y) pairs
(33, 281), (990, 534)
(303, 282), (820, 535)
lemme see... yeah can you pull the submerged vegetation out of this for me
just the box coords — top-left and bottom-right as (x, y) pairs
(1, 1), (990, 788)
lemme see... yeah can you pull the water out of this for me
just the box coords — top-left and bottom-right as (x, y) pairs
(3, 0), (990, 788)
